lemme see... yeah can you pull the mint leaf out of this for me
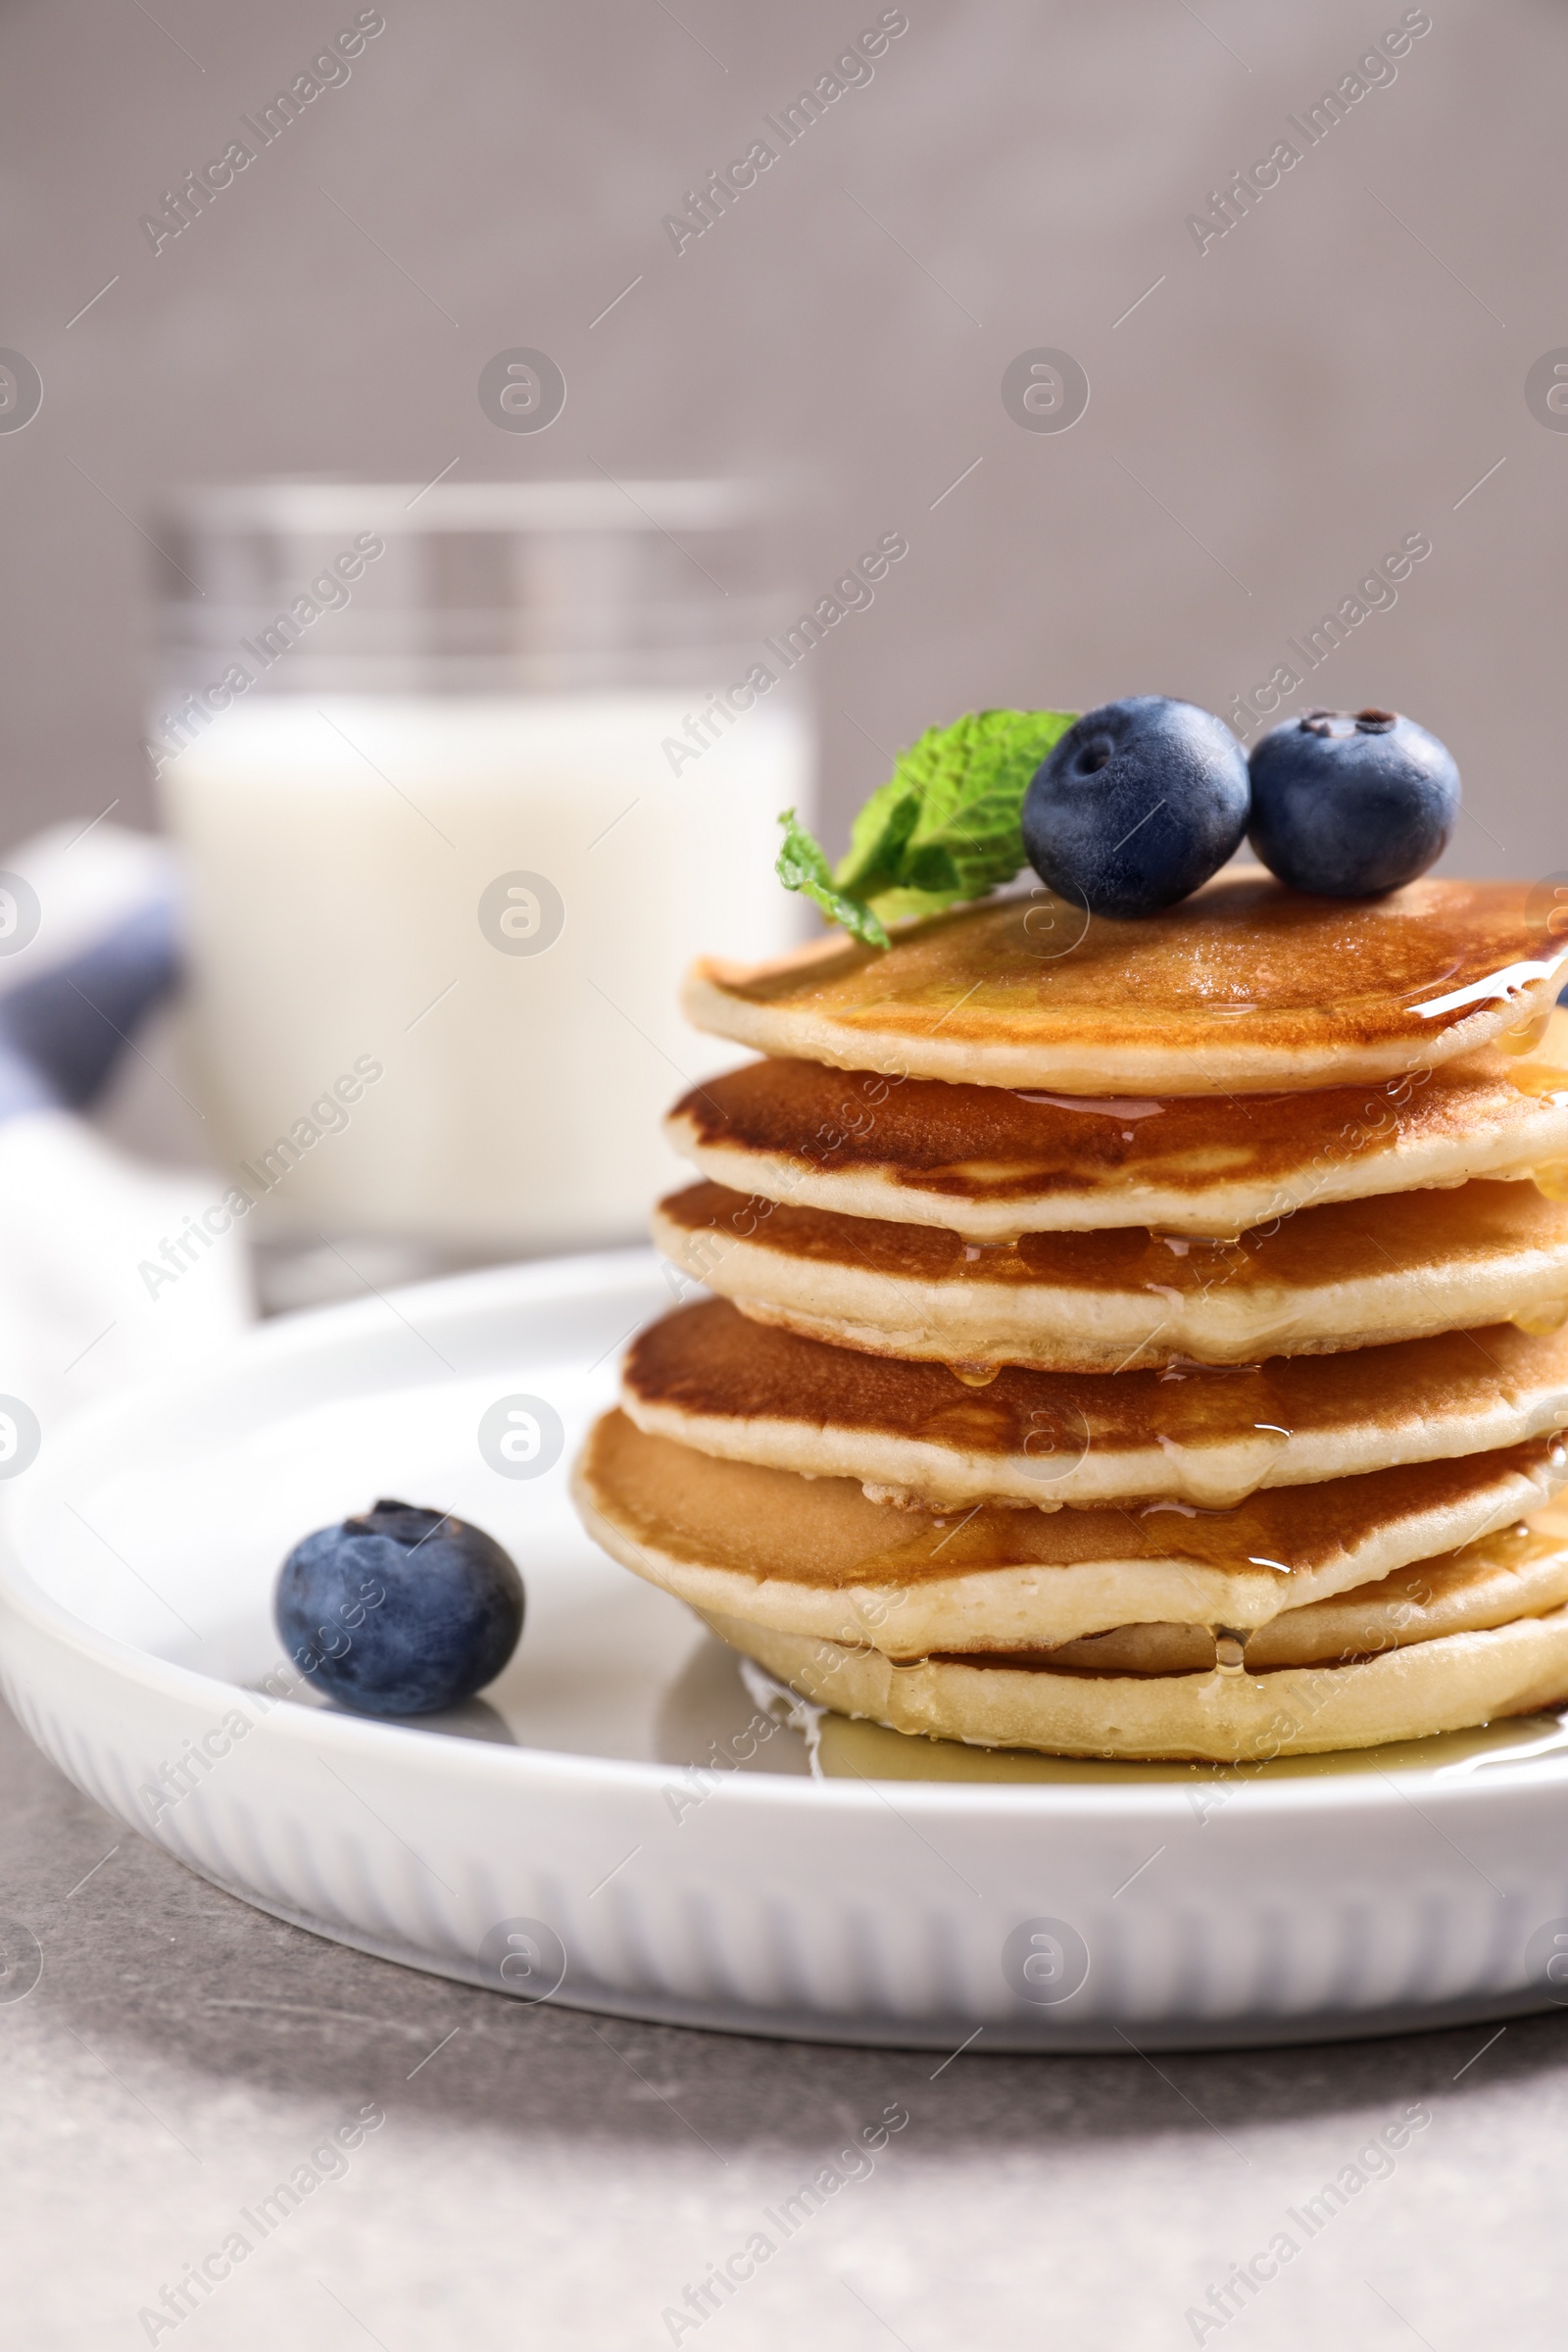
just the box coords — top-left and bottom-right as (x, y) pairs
(840, 708), (1077, 907)
(774, 808), (890, 950)
(775, 709), (1078, 947)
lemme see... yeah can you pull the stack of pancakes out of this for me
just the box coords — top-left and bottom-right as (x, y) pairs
(574, 876), (1568, 1761)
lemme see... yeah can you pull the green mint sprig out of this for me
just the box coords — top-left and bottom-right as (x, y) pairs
(776, 809), (893, 949)
(775, 707), (1077, 951)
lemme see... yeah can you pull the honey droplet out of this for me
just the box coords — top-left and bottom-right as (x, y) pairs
(948, 1360), (1003, 1388)
(1213, 1628), (1247, 1677)
(1532, 1163), (1568, 1204)
(1498, 1005), (1556, 1057)
(1512, 1299), (1568, 1338)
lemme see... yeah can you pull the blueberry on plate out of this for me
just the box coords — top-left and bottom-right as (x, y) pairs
(1248, 708), (1459, 897)
(1021, 695), (1250, 918)
(275, 1498), (524, 1718)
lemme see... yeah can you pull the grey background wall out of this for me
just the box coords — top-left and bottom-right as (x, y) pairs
(0, 0), (1561, 879)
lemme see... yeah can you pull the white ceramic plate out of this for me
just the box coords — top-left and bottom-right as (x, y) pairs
(6, 1249), (1568, 2051)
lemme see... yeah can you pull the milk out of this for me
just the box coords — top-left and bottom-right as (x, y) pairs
(159, 691), (812, 1252)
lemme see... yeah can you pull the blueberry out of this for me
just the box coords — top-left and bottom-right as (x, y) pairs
(1021, 696), (1250, 919)
(1247, 708), (1459, 897)
(275, 1497), (524, 1718)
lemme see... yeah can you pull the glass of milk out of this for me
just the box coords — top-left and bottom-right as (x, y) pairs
(148, 480), (813, 1305)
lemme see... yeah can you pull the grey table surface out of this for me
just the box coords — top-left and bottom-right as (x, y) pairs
(4, 1696), (1566, 2351)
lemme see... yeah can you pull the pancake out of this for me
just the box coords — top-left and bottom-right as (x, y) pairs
(666, 1016), (1568, 1241)
(1036, 1521), (1568, 1671)
(683, 876), (1568, 1097)
(653, 1178), (1568, 1372)
(707, 1597), (1568, 1761)
(623, 1299), (1568, 1510)
(571, 1408), (1568, 1653)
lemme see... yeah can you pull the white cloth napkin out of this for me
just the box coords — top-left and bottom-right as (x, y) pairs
(0, 821), (251, 1435)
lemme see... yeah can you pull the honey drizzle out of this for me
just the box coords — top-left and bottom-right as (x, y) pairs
(1512, 1299), (1568, 1337)
(1145, 1359), (1297, 1507)
(1497, 1006), (1557, 1057)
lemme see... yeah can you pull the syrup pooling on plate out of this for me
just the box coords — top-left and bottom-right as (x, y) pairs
(808, 1708), (1568, 1784)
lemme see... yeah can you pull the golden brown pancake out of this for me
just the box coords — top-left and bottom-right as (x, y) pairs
(1033, 1523), (1568, 1671)
(666, 1020), (1568, 1241)
(683, 876), (1567, 1097)
(623, 1298), (1568, 1509)
(709, 1596), (1568, 1761)
(653, 1178), (1568, 1371)
(571, 1408), (1568, 1652)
